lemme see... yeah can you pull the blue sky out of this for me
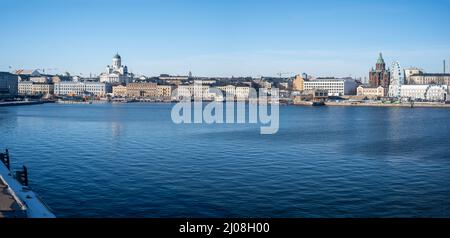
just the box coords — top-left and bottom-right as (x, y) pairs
(1, 0), (450, 78)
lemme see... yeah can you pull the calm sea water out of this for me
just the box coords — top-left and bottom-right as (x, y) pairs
(1, 103), (450, 217)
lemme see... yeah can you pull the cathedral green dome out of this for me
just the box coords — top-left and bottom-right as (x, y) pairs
(113, 53), (121, 60)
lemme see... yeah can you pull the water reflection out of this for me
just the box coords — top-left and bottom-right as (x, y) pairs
(0, 104), (449, 217)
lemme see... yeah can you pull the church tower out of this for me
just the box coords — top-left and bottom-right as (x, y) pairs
(376, 53), (386, 71)
(369, 53), (390, 88)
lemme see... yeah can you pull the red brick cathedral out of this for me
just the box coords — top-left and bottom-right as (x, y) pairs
(369, 53), (390, 87)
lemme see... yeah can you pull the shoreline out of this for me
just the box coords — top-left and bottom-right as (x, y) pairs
(324, 102), (450, 108)
(0, 101), (44, 107)
(2, 100), (450, 108)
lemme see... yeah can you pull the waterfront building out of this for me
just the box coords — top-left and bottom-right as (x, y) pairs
(407, 73), (450, 90)
(356, 85), (385, 98)
(176, 85), (212, 100)
(292, 74), (305, 91)
(18, 81), (33, 95)
(235, 86), (250, 100)
(112, 85), (127, 97)
(18, 82), (54, 96)
(388, 61), (405, 98)
(54, 82), (111, 96)
(0, 72), (18, 99)
(31, 83), (54, 96)
(303, 78), (357, 96)
(126, 82), (158, 98)
(293, 89), (328, 103)
(217, 85), (236, 98)
(193, 84), (213, 100)
(400, 85), (448, 101)
(369, 53), (390, 88)
(156, 85), (173, 100)
(99, 53), (132, 84)
(404, 67), (424, 82)
(175, 85), (191, 99)
(214, 85), (251, 101)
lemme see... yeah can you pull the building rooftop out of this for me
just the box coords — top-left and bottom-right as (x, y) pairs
(410, 73), (450, 77)
(13, 69), (40, 76)
(309, 78), (354, 81)
(0, 72), (16, 77)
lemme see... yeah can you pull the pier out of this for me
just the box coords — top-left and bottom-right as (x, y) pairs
(0, 101), (44, 107)
(0, 149), (55, 218)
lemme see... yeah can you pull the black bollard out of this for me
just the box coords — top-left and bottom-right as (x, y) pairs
(0, 149), (10, 170)
(15, 165), (29, 187)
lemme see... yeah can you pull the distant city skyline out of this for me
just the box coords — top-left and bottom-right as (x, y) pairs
(1, 0), (450, 78)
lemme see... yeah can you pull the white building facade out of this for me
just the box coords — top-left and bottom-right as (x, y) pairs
(175, 85), (213, 100)
(235, 86), (251, 100)
(217, 85), (236, 98)
(54, 82), (112, 96)
(400, 85), (448, 101)
(303, 78), (357, 96)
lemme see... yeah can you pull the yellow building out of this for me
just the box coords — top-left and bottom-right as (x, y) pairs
(126, 83), (158, 98)
(157, 85), (173, 100)
(293, 75), (305, 91)
(33, 83), (54, 95)
(357, 86), (385, 98)
(18, 82), (54, 95)
(112, 85), (127, 97)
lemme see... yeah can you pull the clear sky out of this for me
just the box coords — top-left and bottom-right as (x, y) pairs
(1, 0), (450, 79)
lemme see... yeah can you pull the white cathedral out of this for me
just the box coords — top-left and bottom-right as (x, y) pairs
(99, 53), (132, 84)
